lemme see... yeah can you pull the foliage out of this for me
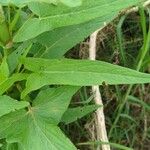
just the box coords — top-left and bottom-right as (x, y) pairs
(0, 0), (149, 149)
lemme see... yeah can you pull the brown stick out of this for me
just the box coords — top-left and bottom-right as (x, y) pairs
(125, 0), (150, 14)
(89, 29), (110, 150)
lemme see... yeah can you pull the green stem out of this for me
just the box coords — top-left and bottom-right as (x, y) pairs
(139, 6), (147, 44)
(117, 15), (127, 66)
(17, 43), (32, 73)
(9, 8), (21, 34)
(3, 48), (8, 57)
(0, 5), (11, 45)
(137, 23), (150, 71)
(108, 85), (132, 137)
(136, 7), (148, 68)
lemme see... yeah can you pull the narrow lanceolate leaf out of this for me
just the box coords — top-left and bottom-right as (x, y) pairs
(14, 0), (140, 42)
(21, 58), (150, 98)
(0, 95), (29, 117)
(128, 95), (150, 111)
(79, 141), (133, 150)
(61, 105), (100, 124)
(36, 14), (116, 59)
(7, 41), (31, 73)
(0, 0), (57, 6)
(0, 86), (79, 150)
(0, 73), (28, 95)
(0, 0), (81, 7)
(0, 57), (9, 83)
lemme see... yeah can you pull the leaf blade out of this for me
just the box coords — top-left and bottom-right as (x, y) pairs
(61, 104), (100, 124)
(0, 95), (29, 117)
(0, 73), (28, 95)
(14, 0), (140, 42)
(0, 57), (9, 84)
(0, 86), (79, 149)
(36, 14), (116, 58)
(33, 86), (80, 124)
(21, 58), (150, 98)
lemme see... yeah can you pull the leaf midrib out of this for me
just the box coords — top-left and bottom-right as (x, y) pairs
(34, 70), (148, 79)
(31, 111), (60, 150)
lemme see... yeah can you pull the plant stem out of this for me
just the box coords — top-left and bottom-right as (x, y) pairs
(9, 8), (21, 34)
(137, 24), (150, 71)
(0, 5), (11, 45)
(108, 85), (132, 137)
(116, 15), (127, 66)
(89, 29), (110, 150)
(17, 43), (32, 73)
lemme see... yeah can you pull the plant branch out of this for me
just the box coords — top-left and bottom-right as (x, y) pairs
(89, 29), (110, 150)
(124, 0), (150, 14)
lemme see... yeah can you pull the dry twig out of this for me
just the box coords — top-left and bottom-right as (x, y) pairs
(89, 29), (110, 150)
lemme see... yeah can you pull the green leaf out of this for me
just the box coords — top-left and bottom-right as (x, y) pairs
(36, 14), (116, 58)
(0, 110), (77, 150)
(0, 57), (9, 83)
(128, 95), (150, 111)
(28, 0), (138, 18)
(0, 73), (28, 95)
(21, 58), (150, 98)
(0, 95), (29, 117)
(61, 105), (100, 124)
(14, 0), (139, 42)
(0, 0), (57, 6)
(120, 114), (137, 124)
(0, 0), (81, 7)
(7, 41), (31, 74)
(79, 141), (133, 150)
(7, 143), (19, 150)
(33, 86), (80, 124)
(0, 86), (79, 150)
(59, 0), (81, 7)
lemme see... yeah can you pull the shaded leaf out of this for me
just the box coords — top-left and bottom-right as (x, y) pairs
(0, 95), (29, 117)
(7, 41), (31, 74)
(7, 143), (19, 150)
(0, 86), (79, 150)
(33, 86), (80, 124)
(0, 110), (76, 150)
(120, 114), (137, 124)
(61, 105), (100, 124)
(0, 73), (28, 95)
(79, 141), (133, 150)
(128, 95), (150, 111)
(0, 57), (9, 84)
